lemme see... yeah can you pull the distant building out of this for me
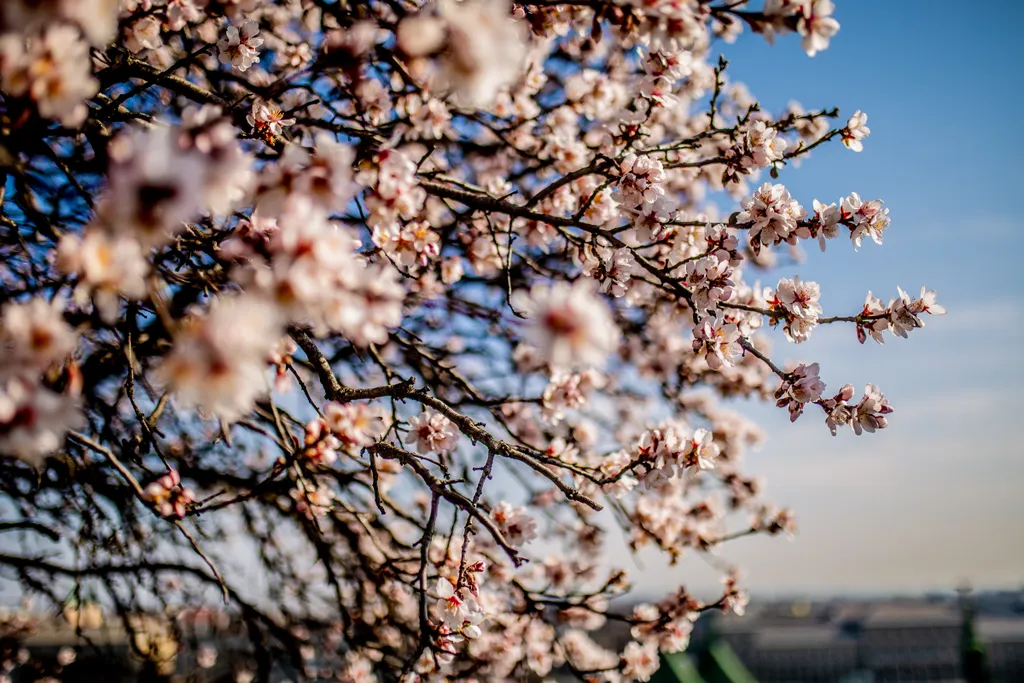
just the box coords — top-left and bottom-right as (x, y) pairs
(695, 591), (1024, 683)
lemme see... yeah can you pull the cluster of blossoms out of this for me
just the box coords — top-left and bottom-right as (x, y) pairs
(541, 370), (604, 424)
(396, 0), (528, 107)
(821, 384), (893, 436)
(841, 192), (890, 248)
(0, 23), (98, 126)
(143, 469), (195, 519)
(737, 182), (808, 249)
(740, 182), (892, 254)
(0, 0), (116, 128)
(247, 99), (296, 142)
(631, 590), (701, 655)
(155, 294), (283, 422)
(618, 153), (668, 209)
(299, 418), (342, 467)
(764, 275), (822, 343)
(601, 424), (721, 497)
(0, 298), (81, 465)
(737, 120), (789, 169)
(292, 480), (336, 518)
(364, 149), (428, 227)
(580, 245), (636, 298)
(219, 140), (407, 351)
(859, 286), (946, 344)
(299, 400), (392, 468)
(776, 365), (896, 436)
(692, 314), (743, 370)
(775, 362), (826, 421)
(59, 112), (253, 321)
(434, 572), (486, 643)
(322, 402), (390, 457)
(238, 198), (404, 347)
(762, 0), (840, 56)
(684, 254), (735, 312)
(372, 220), (442, 269)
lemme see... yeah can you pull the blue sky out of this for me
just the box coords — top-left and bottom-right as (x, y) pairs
(632, 0), (1024, 597)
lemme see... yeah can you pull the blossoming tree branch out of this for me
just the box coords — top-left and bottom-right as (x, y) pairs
(0, 0), (943, 681)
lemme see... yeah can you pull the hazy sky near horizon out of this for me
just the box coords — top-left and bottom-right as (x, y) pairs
(631, 0), (1024, 598)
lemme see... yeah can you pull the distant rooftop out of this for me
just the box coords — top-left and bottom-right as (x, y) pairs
(862, 603), (961, 627)
(977, 617), (1024, 641)
(753, 625), (851, 649)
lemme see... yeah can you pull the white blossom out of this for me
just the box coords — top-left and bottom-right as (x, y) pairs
(842, 110), (870, 152)
(798, 0), (840, 57)
(218, 19), (263, 72)
(101, 126), (208, 246)
(0, 297), (76, 376)
(743, 120), (788, 168)
(512, 280), (619, 371)
(774, 275), (822, 319)
(435, 0), (528, 108)
(737, 182), (807, 247)
(408, 409), (459, 454)
(0, 375), (81, 466)
(156, 295), (284, 422)
(247, 100), (296, 141)
(0, 23), (98, 127)
(323, 402), (390, 456)
(842, 192), (890, 248)
(853, 384), (892, 435)
(57, 231), (149, 323)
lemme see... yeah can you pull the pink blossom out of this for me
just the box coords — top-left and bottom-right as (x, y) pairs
(542, 370), (604, 424)
(742, 120), (788, 168)
(681, 428), (719, 471)
(618, 153), (667, 208)
(737, 182), (807, 247)
(323, 402), (389, 456)
(692, 315), (742, 370)
(432, 0), (528, 108)
(490, 502), (537, 548)
(853, 384), (892, 435)
(56, 231), (148, 323)
(684, 254), (735, 312)
(621, 640), (660, 681)
(776, 362), (826, 421)
(408, 409), (459, 454)
(143, 470), (196, 519)
(774, 275), (822, 319)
